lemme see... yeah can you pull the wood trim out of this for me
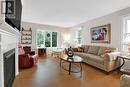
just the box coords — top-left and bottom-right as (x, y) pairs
(91, 24), (111, 43)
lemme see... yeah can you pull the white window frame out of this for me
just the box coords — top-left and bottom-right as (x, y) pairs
(36, 29), (58, 48)
(121, 16), (130, 51)
(75, 27), (82, 46)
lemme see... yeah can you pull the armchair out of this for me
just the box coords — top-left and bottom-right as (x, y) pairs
(120, 75), (130, 87)
(23, 46), (35, 55)
(18, 46), (38, 68)
(19, 54), (34, 68)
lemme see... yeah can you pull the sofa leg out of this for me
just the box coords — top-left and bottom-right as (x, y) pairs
(106, 72), (109, 75)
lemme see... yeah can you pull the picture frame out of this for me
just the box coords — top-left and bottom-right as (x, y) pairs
(90, 24), (111, 43)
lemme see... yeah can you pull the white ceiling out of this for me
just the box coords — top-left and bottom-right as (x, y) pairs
(22, 0), (130, 27)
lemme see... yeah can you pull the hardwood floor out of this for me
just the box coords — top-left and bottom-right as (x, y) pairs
(13, 55), (121, 87)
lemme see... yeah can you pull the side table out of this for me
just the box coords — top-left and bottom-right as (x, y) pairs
(38, 48), (46, 56)
(117, 54), (130, 74)
(52, 48), (64, 58)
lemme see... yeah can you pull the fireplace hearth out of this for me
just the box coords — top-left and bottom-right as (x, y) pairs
(4, 49), (15, 87)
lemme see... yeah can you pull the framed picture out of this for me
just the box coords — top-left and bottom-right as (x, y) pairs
(91, 24), (111, 43)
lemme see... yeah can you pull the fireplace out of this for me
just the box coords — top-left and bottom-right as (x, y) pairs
(4, 49), (15, 87)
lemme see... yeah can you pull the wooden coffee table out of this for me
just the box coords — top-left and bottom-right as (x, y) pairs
(60, 55), (82, 75)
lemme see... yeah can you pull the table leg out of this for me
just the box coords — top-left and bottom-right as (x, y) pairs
(69, 62), (72, 75)
(60, 59), (62, 67)
(120, 58), (125, 68)
(80, 63), (82, 77)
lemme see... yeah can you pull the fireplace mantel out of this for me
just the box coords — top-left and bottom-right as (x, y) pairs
(0, 23), (20, 87)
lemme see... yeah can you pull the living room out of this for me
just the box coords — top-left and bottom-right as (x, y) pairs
(0, 0), (130, 87)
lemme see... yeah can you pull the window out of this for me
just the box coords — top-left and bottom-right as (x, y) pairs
(37, 30), (58, 48)
(75, 28), (82, 45)
(37, 31), (44, 47)
(45, 31), (51, 47)
(52, 32), (57, 47)
(122, 18), (130, 51)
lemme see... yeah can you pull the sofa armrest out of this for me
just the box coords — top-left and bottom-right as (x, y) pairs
(105, 52), (120, 62)
(19, 54), (32, 68)
(104, 52), (121, 72)
(120, 75), (130, 87)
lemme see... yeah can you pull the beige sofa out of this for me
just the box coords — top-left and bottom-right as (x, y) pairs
(74, 45), (120, 73)
(120, 75), (130, 87)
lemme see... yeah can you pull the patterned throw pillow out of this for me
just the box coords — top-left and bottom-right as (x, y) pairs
(77, 47), (84, 52)
(72, 48), (78, 52)
(100, 49), (111, 58)
(87, 46), (100, 55)
(82, 45), (89, 53)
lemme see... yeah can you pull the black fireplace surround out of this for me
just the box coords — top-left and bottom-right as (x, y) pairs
(4, 48), (15, 87)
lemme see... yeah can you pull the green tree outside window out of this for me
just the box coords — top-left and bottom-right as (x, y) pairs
(45, 31), (51, 47)
(52, 32), (57, 47)
(37, 30), (57, 48)
(75, 29), (82, 44)
(37, 31), (44, 47)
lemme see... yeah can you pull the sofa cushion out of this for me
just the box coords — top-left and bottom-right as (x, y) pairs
(98, 47), (116, 56)
(87, 46), (99, 55)
(86, 54), (104, 65)
(77, 47), (84, 52)
(74, 52), (104, 65)
(74, 52), (88, 58)
(81, 45), (89, 53)
(98, 47), (108, 55)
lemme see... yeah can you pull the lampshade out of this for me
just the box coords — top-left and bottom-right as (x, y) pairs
(63, 34), (70, 42)
(62, 41), (70, 48)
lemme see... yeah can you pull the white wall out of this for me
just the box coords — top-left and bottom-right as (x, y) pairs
(69, 7), (130, 50)
(21, 22), (69, 50)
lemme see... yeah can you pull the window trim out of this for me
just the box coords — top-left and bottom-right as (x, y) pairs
(36, 29), (58, 48)
(121, 16), (130, 51)
(75, 27), (82, 45)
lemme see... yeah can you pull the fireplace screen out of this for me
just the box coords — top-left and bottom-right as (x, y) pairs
(4, 48), (15, 87)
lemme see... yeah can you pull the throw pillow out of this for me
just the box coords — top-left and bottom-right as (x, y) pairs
(82, 45), (89, 53)
(105, 49), (111, 53)
(100, 49), (111, 58)
(100, 53), (108, 58)
(87, 46), (100, 55)
(72, 48), (78, 52)
(18, 46), (25, 55)
(98, 47), (108, 55)
(77, 47), (84, 52)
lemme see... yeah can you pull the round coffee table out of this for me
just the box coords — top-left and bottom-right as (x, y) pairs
(60, 55), (82, 75)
